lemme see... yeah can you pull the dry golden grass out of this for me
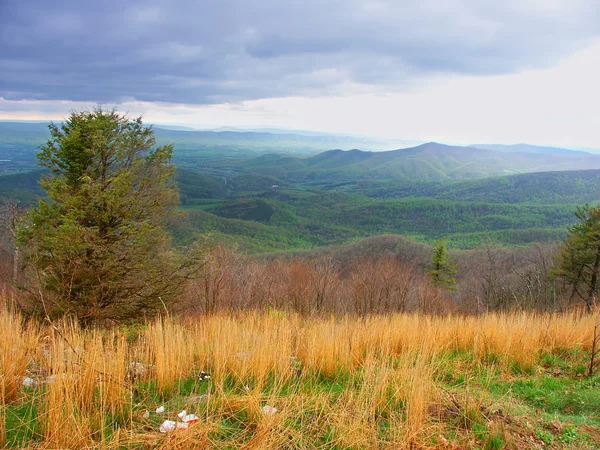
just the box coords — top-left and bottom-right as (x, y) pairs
(0, 303), (597, 449)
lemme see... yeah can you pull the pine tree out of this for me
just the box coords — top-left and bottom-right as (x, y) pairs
(17, 108), (186, 324)
(552, 204), (600, 312)
(428, 240), (457, 290)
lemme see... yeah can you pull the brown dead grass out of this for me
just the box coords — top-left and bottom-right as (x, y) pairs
(0, 303), (597, 448)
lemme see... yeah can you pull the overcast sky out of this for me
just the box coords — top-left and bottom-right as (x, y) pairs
(1, 0), (599, 147)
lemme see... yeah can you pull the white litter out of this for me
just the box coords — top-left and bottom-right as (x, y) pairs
(176, 422), (189, 430)
(182, 414), (199, 423)
(159, 420), (176, 433)
(155, 406), (165, 414)
(198, 371), (211, 381)
(22, 377), (37, 387)
(262, 405), (277, 415)
(178, 410), (187, 419)
(142, 410), (150, 419)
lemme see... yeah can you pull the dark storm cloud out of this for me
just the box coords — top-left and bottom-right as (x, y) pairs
(1, 0), (599, 104)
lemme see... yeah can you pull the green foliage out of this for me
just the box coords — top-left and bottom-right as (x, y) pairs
(535, 429), (554, 445)
(558, 426), (579, 444)
(427, 240), (457, 289)
(16, 108), (186, 324)
(552, 204), (600, 311)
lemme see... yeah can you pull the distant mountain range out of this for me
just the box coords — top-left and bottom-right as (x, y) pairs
(242, 142), (600, 182)
(469, 143), (590, 155)
(0, 121), (413, 154)
(2, 120), (596, 155)
(2, 120), (600, 184)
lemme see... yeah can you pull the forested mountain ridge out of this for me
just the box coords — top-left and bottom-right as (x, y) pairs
(242, 143), (600, 182)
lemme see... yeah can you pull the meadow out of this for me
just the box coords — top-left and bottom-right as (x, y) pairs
(2, 298), (599, 449)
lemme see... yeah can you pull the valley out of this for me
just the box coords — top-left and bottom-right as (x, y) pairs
(1, 122), (599, 252)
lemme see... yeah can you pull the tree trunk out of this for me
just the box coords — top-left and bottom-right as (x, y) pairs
(13, 246), (18, 284)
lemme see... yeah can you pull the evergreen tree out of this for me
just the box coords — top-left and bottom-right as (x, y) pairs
(552, 204), (600, 312)
(428, 240), (457, 290)
(17, 108), (187, 324)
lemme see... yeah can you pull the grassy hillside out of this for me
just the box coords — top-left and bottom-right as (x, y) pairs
(3, 306), (599, 449)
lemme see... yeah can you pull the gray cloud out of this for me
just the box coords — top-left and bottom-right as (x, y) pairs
(1, 0), (599, 104)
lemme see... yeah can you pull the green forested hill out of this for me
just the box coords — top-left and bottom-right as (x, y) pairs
(0, 165), (594, 251)
(178, 192), (577, 251)
(338, 169), (600, 204)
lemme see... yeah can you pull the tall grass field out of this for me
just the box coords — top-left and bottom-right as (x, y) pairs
(1, 300), (599, 449)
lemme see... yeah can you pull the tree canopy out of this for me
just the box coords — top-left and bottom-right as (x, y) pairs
(17, 108), (187, 324)
(552, 204), (600, 312)
(427, 240), (457, 290)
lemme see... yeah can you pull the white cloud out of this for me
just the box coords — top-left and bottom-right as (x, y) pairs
(2, 39), (599, 148)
